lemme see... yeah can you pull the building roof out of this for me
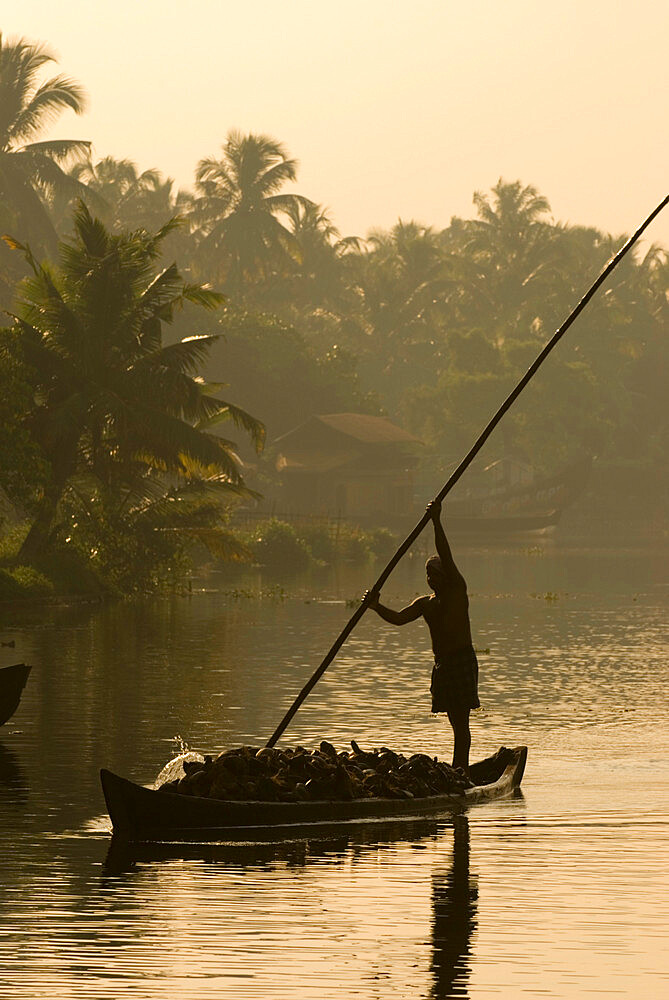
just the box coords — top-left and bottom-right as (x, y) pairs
(274, 413), (422, 447)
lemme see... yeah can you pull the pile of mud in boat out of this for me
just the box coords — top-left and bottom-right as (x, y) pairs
(157, 740), (479, 804)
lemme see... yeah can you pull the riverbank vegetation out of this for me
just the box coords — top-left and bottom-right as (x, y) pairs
(238, 518), (397, 571)
(1, 34), (668, 598)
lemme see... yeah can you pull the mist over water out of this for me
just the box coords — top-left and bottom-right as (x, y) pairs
(1, 539), (667, 998)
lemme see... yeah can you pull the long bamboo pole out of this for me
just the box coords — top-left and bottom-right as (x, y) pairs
(266, 193), (669, 748)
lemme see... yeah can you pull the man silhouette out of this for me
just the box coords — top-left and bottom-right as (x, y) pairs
(366, 499), (480, 773)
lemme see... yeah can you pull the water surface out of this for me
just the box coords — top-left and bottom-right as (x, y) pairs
(1, 540), (667, 997)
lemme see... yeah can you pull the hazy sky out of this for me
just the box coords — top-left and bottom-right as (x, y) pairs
(7, 1), (669, 245)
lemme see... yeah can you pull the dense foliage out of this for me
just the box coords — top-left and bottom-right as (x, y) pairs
(2, 201), (263, 593)
(1, 32), (667, 595)
(238, 518), (396, 571)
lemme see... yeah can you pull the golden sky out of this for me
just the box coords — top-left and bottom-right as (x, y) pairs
(7, 0), (669, 245)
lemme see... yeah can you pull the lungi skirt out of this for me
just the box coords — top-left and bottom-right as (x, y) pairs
(430, 647), (480, 713)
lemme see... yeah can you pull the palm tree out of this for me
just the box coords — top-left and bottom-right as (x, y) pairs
(0, 34), (90, 254)
(191, 130), (313, 297)
(469, 179), (551, 253)
(5, 203), (264, 561)
(271, 200), (362, 317)
(61, 156), (178, 234)
(446, 180), (558, 342)
(340, 220), (451, 403)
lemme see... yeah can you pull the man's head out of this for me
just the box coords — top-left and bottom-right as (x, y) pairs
(426, 555), (446, 593)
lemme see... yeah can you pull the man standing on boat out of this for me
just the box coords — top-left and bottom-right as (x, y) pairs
(366, 500), (480, 775)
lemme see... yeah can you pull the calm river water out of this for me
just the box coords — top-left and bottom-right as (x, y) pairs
(0, 537), (667, 998)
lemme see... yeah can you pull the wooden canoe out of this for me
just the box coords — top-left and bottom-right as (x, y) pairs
(100, 745), (527, 843)
(0, 663), (31, 726)
(443, 456), (592, 534)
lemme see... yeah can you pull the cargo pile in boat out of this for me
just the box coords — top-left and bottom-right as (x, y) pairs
(157, 740), (473, 803)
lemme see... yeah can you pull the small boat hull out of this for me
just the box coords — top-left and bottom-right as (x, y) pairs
(0, 663), (31, 726)
(444, 456), (592, 535)
(101, 745), (527, 843)
(446, 511), (560, 534)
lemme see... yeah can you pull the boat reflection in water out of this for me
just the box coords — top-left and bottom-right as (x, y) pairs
(103, 814), (479, 996)
(430, 815), (477, 999)
(0, 741), (28, 803)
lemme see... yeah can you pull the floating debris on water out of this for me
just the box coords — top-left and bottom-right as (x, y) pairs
(222, 585), (287, 600)
(530, 591), (564, 601)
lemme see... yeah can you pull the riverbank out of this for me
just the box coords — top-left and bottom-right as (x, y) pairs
(1, 462), (666, 606)
(0, 517), (398, 604)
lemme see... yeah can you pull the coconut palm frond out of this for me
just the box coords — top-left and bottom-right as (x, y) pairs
(120, 403), (246, 480)
(148, 214), (184, 247)
(254, 158), (299, 194)
(135, 263), (183, 319)
(22, 138), (91, 163)
(7, 75), (86, 145)
(131, 476), (250, 521)
(21, 150), (84, 200)
(68, 200), (111, 259)
(176, 527), (252, 562)
(174, 449), (252, 485)
(180, 284), (226, 311)
(133, 334), (220, 376)
(264, 193), (314, 216)
(195, 399), (266, 452)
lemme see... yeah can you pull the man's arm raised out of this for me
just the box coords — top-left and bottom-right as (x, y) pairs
(364, 590), (428, 626)
(427, 499), (465, 586)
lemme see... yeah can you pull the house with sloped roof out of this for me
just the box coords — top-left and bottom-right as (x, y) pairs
(271, 413), (422, 522)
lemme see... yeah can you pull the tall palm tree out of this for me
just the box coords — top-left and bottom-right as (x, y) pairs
(444, 180), (559, 346)
(5, 203), (264, 560)
(469, 179), (551, 252)
(191, 130), (313, 296)
(0, 34), (90, 254)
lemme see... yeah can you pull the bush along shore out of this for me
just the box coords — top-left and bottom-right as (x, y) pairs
(238, 518), (398, 571)
(0, 516), (399, 602)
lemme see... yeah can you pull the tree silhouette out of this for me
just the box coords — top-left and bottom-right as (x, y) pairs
(0, 34), (90, 254)
(5, 203), (264, 560)
(191, 130), (313, 297)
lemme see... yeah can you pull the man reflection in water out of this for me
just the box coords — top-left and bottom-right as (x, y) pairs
(366, 499), (480, 774)
(430, 816), (478, 999)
